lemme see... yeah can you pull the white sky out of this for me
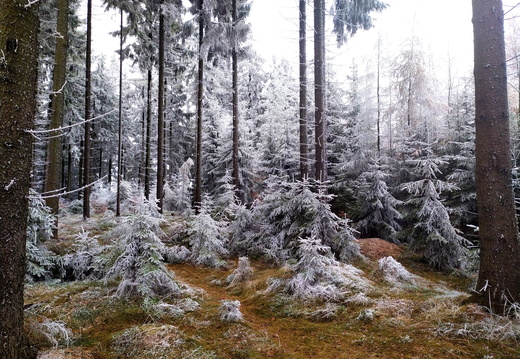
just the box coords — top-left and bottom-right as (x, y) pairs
(84, 0), (520, 79)
(248, 0), (475, 76)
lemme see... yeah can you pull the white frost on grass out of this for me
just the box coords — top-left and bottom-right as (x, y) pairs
(30, 318), (73, 348)
(378, 256), (416, 284)
(219, 300), (243, 322)
(226, 257), (254, 287)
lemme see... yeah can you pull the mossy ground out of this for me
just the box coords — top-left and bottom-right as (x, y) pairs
(27, 214), (520, 358)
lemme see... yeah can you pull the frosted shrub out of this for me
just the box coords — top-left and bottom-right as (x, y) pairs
(378, 256), (415, 284)
(212, 172), (240, 221)
(91, 182), (115, 214)
(226, 257), (254, 287)
(26, 189), (57, 281)
(163, 245), (191, 264)
(105, 199), (181, 298)
(142, 298), (200, 320)
(402, 156), (470, 271)
(227, 204), (256, 256)
(284, 238), (369, 302)
(219, 300), (243, 322)
(187, 204), (228, 268)
(251, 178), (360, 264)
(62, 228), (104, 280)
(29, 318), (72, 348)
(168, 158), (194, 214)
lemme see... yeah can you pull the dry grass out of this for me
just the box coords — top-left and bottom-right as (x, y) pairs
(26, 217), (520, 359)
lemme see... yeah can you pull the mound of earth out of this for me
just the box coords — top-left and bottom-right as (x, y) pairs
(357, 238), (401, 261)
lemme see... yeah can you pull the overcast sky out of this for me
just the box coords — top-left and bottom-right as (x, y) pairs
(85, 0), (520, 78)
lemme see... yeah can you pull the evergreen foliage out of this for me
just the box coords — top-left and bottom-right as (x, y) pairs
(62, 228), (104, 280)
(332, 0), (387, 45)
(356, 158), (402, 242)
(187, 200), (229, 268)
(401, 151), (470, 271)
(105, 199), (181, 298)
(26, 190), (58, 281)
(249, 178), (360, 264)
(284, 238), (369, 302)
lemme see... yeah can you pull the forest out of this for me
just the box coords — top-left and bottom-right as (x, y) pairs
(2, 0), (520, 358)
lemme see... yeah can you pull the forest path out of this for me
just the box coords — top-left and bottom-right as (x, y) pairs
(170, 261), (355, 358)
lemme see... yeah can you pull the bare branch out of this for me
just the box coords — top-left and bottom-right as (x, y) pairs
(29, 176), (108, 200)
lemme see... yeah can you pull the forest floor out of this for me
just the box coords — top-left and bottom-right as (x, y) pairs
(27, 214), (520, 359)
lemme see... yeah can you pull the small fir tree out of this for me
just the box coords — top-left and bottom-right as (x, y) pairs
(250, 178), (360, 264)
(187, 199), (229, 268)
(26, 190), (58, 281)
(62, 228), (104, 280)
(105, 199), (181, 298)
(401, 154), (470, 271)
(285, 238), (369, 302)
(356, 158), (402, 242)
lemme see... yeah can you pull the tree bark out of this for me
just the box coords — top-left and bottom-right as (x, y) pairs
(232, 0), (241, 201)
(314, 0), (327, 183)
(157, 1), (165, 212)
(45, 0), (69, 236)
(472, 0), (520, 313)
(83, 0), (92, 220)
(194, 0), (204, 212)
(299, 0), (309, 180)
(145, 69), (152, 200)
(0, 1), (39, 357)
(116, 8), (123, 217)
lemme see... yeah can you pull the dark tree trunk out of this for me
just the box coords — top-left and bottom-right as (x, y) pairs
(0, 1), (39, 358)
(232, 0), (241, 201)
(45, 0), (69, 237)
(157, 1), (165, 212)
(472, 0), (520, 314)
(194, 0), (204, 212)
(83, 0), (92, 220)
(145, 69), (152, 200)
(66, 140), (72, 198)
(116, 9), (123, 216)
(139, 106), (145, 186)
(314, 0), (327, 183)
(299, 0), (309, 180)
(376, 37), (381, 154)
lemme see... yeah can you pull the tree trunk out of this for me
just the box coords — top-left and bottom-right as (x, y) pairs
(376, 36), (382, 154)
(157, 1), (165, 212)
(194, 0), (204, 212)
(83, 0), (92, 220)
(314, 0), (327, 183)
(45, 0), (69, 237)
(116, 9), (123, 216)
(232, 0), (241, 201)
(472, 0), (520, 314)
(145, 69), (152, 200)
(299, 0), (309, 180)
(0, 1), (39, 358)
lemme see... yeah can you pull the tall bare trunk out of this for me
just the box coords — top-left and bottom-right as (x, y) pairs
(314, 0), (327, 183)
(472, 0), (520, 314)
(83, 0), (92, 220)
(116, 9), (123, 216)
(232, 0), (240, 200)
(194, 0), (204, 212)
(45, 0), (68, 236)
(157, 1), (165, 212)
(299, 0), (309, 179)
(0, 1), (39, 357)
(145, 69), (152, 200)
